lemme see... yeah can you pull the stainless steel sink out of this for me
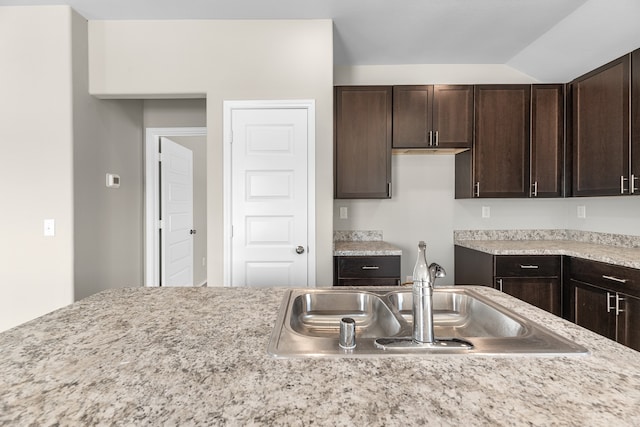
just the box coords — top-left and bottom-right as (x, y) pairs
(268, 287), (589, 357)
(289, 291), (402, 338)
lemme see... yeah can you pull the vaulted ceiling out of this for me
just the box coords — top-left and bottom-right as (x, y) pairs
(3, 0), (640, 81)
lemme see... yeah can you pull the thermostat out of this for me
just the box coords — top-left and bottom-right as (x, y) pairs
(106, 173), (121, 188)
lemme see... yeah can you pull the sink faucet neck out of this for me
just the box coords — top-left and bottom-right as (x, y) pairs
(411, 241), (445, 344)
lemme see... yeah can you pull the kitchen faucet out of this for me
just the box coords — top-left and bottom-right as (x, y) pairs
(412, 241), (446, 344)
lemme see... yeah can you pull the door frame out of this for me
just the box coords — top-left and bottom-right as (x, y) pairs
(144, 127), (206, 287)
(222, 100), (316, 287)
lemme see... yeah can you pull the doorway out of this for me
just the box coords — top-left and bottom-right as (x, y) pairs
(223, 100), (316, 287)
(145, 127), (207, 287)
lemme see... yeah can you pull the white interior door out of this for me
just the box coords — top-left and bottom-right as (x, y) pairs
(231, 108), (309, 287)
(161, 137), (194, 287)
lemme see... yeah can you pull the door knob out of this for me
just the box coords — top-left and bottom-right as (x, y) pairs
(296, 245), (305, 254)
(190, 229), (197, 235)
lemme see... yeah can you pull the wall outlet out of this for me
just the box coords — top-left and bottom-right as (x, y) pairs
(482, 206), (491, 218)
(339, 206), (348, 219)
(577, 205), (586, 218)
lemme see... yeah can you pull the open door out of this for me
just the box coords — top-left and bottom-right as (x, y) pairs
(160, 137), (194, 286)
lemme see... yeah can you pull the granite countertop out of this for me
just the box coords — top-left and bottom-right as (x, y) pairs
(454, 229), (640, 269)
(333, 230), (403, 256)
(2, 286), (640, 425)
(333, 240), (403, 256)
(455, 239), (640, 269)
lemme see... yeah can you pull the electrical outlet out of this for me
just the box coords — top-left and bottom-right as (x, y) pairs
(482, 206), (491, 218)
(339, 206), (348, 219)
(577, 205), (586, 219)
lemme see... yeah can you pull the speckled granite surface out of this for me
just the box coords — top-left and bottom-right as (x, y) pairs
(454, 229), (640, 269)
(333, 240), (403, 256)
(333, 230), (402, 256)
(334, 230), (383, 242)
(2, 286), (640, 425)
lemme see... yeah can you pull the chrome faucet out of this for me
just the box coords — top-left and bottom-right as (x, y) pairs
(412, 241), (446, 344)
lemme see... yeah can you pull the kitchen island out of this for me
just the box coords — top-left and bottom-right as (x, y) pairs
(2, 286), (640, 425)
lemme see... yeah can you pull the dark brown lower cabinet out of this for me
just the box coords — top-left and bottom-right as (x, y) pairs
(567, 257), (640, 352)
(334, 256), (400, 287)
(497, 277), (561, 317)
(454, 246), (562, 316)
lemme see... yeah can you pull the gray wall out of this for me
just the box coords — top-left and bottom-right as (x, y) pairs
(72, 11), (144, 301)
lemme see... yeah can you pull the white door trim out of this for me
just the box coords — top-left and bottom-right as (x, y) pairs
(144, 127), (206, 287)
(222, 100), (316, 288)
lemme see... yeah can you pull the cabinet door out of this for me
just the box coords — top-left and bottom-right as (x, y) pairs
(392, 85), (433, 148)
(531, 84), (564, 198)
(632, 49), (640, 194)
(474, 85), (531, 198)
(569, 279), (617, 341)
(572, 54), (630, 196)
(618, 293), (640, 351)
(498, 278), (562, 316)
(335, 86), (392, 199)
(433, 85), (473, 149)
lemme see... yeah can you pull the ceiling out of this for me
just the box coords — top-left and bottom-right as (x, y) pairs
(3, 0), (640, 80)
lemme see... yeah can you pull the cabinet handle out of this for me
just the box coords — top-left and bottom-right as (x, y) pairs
(387, 182), (392, 198)
(519, 265), (539, 269)
(606, 292), (616, 313)
(616, 294), (625, 316)
(532, 181), (538, 198)
(632, 174), (638, 194)
(474, 182), (480, 198)
(621, 176), (629, 194)
(602, 275), (628, 284)
(361, 266), (380, 270)
(428, 130), (433, 147)
(496, 278), (503, 292)
(434, 130), (439, 147)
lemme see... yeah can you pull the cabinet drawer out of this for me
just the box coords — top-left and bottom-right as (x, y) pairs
(495, 255), (561, 277)
(336, 256), (400, 278)
(568, 257), (640, 298)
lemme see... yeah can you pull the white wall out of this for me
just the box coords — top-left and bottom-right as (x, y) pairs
(0, 6), (75, 331)
(508, 0), (640, 82)
(89, 20), (334, 286)
(334, 63), (640, 284)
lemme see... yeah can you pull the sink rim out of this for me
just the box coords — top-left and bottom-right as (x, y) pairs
(267, 286), (589, 358)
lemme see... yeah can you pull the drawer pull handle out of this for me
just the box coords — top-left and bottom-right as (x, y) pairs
(519, 265), (539, 269)
(602, 275), (628, 284)
(361, 266), (380, 270)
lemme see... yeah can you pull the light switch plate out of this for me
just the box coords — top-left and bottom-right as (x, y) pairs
(339, 206), (348, 219)
(482, 206), (491, 218)
(44, 219), (55, 237)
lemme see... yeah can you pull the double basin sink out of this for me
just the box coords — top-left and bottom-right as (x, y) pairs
(268, 287), (588, 357)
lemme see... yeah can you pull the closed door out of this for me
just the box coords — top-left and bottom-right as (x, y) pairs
(231, 108), (308, 287)
(160, 137), (194, 286)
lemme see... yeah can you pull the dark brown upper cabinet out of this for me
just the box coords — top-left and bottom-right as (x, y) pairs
(392, 85), (473, 149)
(456, 85), (531, 198)
(531, 84), (565, 198)
(334, 86), (392, 199)
(571, 52), (638, 196)
(456, 84), (565, 199)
